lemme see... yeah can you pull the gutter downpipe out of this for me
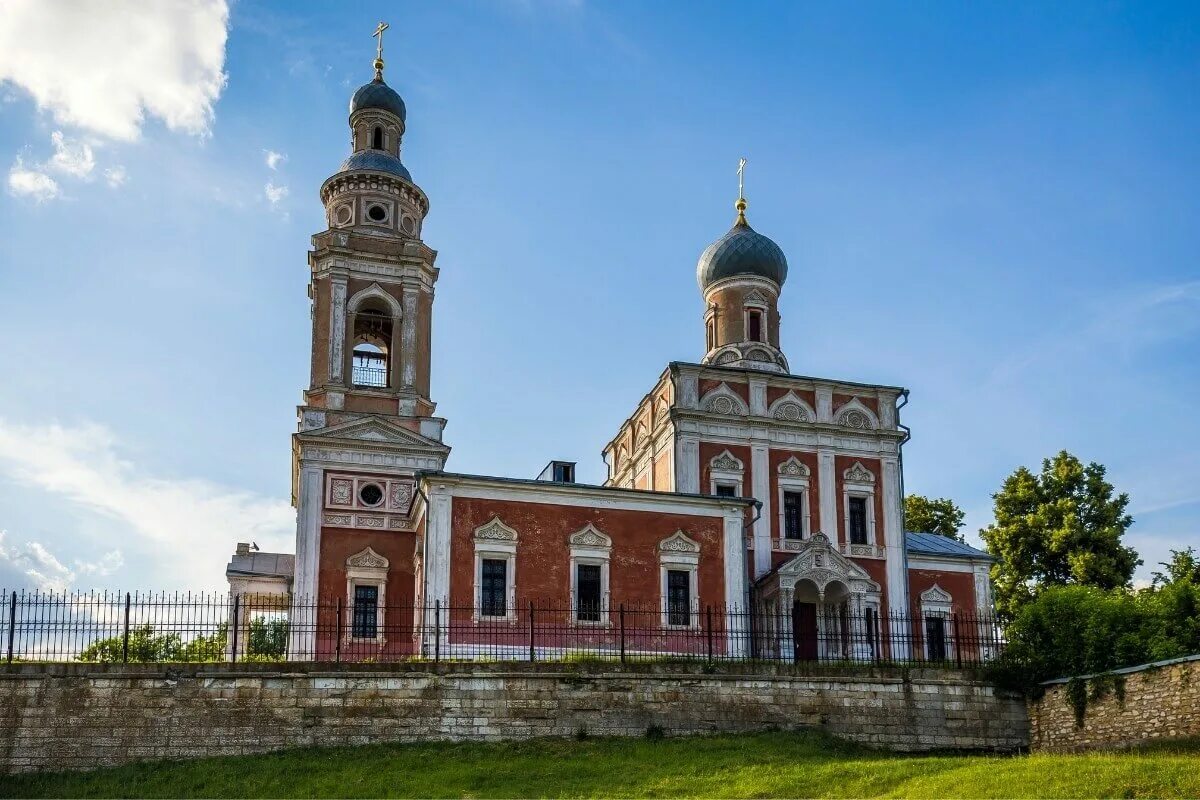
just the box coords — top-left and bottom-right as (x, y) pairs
(896, 390), (912, 616)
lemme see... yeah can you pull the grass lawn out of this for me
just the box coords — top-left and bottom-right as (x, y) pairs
(4, 731), (1199, 799)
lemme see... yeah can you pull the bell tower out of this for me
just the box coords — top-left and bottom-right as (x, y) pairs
(291, 25), (450, 609)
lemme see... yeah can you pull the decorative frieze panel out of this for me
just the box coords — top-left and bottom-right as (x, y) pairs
(323, 472), (415, 530)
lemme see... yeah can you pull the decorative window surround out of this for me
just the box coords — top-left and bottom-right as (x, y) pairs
(568, 524), (612, 625)
(473, 517), (518, 621)
(659, 531), (701, 629)
(775, 457), (812, 550)
(324, 473), (415, 530)
(920, 584), (955, 660)
(346, 282), (403, 317)
(842, 461), (877, 552)
(344, 547), (389, 644)
(709, 449), (745, 497)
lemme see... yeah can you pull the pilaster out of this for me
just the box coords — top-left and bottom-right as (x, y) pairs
(817, 449), (837, 544)
(676, 435), (700, 493)
(328, 278), (347, 385)
(751, 443), (771, 577)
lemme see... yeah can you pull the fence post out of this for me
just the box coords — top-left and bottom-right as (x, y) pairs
(953, 612), (962, 668)
(335, 597), (342, 662)
(5, 591), (16, 665)
(434, 600), (440, 663)
(230, 594), (240, 664)
(121, 592), (131, 664)
(619, 603), (626, 665)
(528, 601), (535, 663)
(706, 605), (714, 662)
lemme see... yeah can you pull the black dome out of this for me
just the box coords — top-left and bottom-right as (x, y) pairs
(696, 217), (788, 291)
(349, 78), (406, 122)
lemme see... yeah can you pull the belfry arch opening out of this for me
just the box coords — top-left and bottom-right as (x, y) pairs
(372, 126), (384, 150)
(351, 302), (393, 388)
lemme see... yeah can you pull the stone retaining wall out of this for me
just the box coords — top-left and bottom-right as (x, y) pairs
(1029, 655), (1200, 752)
(0, 662), (1028, 773)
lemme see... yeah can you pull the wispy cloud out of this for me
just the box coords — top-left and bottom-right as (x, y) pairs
(0, 419), (293, 589)
(0, 530), (122, 592)
(103, 165), (128, 188)
(0, 1), (230, 141)
(6, 154), (59, 202)
(264, 149), (286, 170)
(264, 181), (288, 207)
(45, 130), (95, 178)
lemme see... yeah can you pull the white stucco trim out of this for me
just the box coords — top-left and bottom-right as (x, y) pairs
(344, 547), (389, 644)
(568, 524), (612, 625)
(473, 517), (518, 622)
(347, 281), (403, 317)
(658, 532), (701, 629)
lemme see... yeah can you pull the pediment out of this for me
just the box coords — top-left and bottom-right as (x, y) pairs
(301, 417), (447, 451)
(920, 584), (953, 604)
(774, 533), (877, 592)
(569, 523), (612, 549)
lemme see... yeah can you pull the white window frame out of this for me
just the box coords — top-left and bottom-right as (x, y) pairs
(568, 524), (612, 626)
(919, 584), (955, 661)
(344, 547), (389, 644)
(841, 462), (877, 550)
(709, 449), (745, 497)
(776, 457), (812, 549)
(473, 517), (518, 622)
(743, 293), (768, 345)
(658, 531), (701, 629)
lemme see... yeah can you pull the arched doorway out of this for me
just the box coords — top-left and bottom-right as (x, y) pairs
(792, 579), (820, 661)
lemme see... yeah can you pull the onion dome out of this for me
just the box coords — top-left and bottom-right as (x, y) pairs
(349, 78), (407, 122)
(339, 150), (412, 181)
(696, 198), (788, 291)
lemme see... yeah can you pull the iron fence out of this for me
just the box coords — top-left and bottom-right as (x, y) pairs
(0, 589), (1004, 667)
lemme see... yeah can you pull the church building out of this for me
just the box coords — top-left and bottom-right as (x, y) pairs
(229, 34), (995, 663)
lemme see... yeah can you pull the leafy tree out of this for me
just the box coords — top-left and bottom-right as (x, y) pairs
(1152, 548), (1200, 587)
(246, 616), (288, 660)
(78, 624), (226, 663)
(980, 450), (1140, 620)
(903, 495), (966, 541)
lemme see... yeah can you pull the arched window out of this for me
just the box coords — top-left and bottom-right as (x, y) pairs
(351, 342), (388, 388)
(350, 299), (394, 388)
(372, 126), (384, 150)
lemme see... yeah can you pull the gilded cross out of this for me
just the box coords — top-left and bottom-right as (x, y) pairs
(373, 21), (389, 63)
(737, 157), (747, 199)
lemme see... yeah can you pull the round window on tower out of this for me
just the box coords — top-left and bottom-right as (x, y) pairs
(358, 483), (384, 507)
(367, 204), (387, 223)
(334, 205), (353, 226)
(401, 216), (414, 234)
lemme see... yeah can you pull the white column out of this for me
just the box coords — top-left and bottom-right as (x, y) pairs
(289, 463), (323, 659)
(401, 286), (419, 389)
(328, 278), (347, 385)
(881, 456), (909, 658)
(678, 373), (699, 409)
(815, 385), (833, 423)
(748, 376), (768, 416)
(422, 484), (453, 656)
(818, 449), (837, 542)
(751, 443), (771, 577)
(676, 435), (700, 494)
(722, 506), (749, 657)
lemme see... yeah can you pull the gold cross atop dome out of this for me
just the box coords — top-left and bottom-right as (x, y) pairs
(735, 156), (748, 225)
(372, 21), (389, 80)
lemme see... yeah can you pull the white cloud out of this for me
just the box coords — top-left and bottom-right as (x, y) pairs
(103, 166), (128, 189)
(7, 155), (60, 202)
(0, 419), (293, 589)
(0, 530), (122, 593)
(0, 0), (230, 141)
(264, 149), (287, 170)
(265, 181), (289, 206)
(46, 130), (95, 178)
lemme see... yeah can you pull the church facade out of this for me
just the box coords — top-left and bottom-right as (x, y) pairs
(231, 44), (995, 663)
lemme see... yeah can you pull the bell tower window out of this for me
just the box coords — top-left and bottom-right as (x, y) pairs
(372, 126), (384, 150)
(350, 303), (394, 388)
(747, 309), (763, 342)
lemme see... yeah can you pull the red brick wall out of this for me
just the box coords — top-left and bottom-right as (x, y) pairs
(447, 497), (727, 609)
(907, 569), (978, 617)
(832, 393), (879, 415)
(698, 379), (749, 405)
(766, 386), (816, 409)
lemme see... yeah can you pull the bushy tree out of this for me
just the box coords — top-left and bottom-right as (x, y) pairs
(980, 451), (1140, 620)
(246, 616), (288, 660)
(78, 624), (226, 663)
(1152, 548), (1200, 587)
(904, 495), (966, 540)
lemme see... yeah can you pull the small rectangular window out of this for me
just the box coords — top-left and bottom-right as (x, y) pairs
(848, 496), (868, 545)
(748, 310), (762, 342)
(925, 615), (947, 661)
(480, 558), (507, 618)
(553, 463), (574, 483)
(575, 563), (602, 622)
(783, 491), (804, 540)
(351, 584), (378, 639)
(667, 570), (691, 626)
(714, 483), (737, 498)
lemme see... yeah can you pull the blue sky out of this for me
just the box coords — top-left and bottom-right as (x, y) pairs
(0, 1), (1197, 590)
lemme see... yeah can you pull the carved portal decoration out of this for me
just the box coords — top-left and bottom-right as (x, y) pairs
(700, 384), (749, 417)
(834, 397), (880, 431)
(778, 457), (810, 477)
(769, 533), (881, 600)
(843, 461), (875, 484)
(568, 523), (612, 549)
(710, 450), (744, 472)
(474, 517), (519, 543)
(659, 531), (701, 554)
(346, 547), (389, 570)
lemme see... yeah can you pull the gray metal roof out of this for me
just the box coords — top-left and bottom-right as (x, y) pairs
(225, 551), (295, 579)
(905, 531), (993, 561)
(339, 150), (412, 181)
(350, 79), (406, 121)
(696, 219), (788, 291)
